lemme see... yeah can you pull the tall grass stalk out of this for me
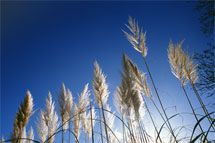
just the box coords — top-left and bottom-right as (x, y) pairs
(90, 102), (95, 143)
(123, 16), (178, 142)
(143, 56), (178, 142)
(12, 91), (34, 143)
(101, 102), (110, 143)
(168, 40), (215, 131)
(121, 116), (126, 143)
(181, 84), (206, 137)
(98, 109), (104, 143)
(183, 47), (215, 130)
(126, 120), (136, 143)
(190, 81), (215, 130)
(58, 83), (67, 143)
(143, 97), (162, 143)
(127, 52), (174, 142)
(167, 40), (207, 138)
(137, 120), (147, 143)
(93, 61), (110, 143)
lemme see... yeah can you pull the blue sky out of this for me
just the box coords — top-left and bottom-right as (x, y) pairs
(1, 1), (213, 141)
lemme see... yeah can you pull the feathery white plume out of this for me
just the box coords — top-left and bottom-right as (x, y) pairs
(183, 51), (198, 84)
(127, 56), (153, 100)
(168, 40), (198, 85)
(58, 83), (68, 131)
(66, 88), (73, 117)
(73, 104), (81, 142)
(13, 91), (34, 143)
(93, 61), (109, 108)
(141, 73), (153, 99)
(168, 40), (187, 85)
(78, 84), (90, 113)
(105, 104), (115, 132)
(36, 110), (48, 143)
(81, 107), (96, 139)
(114, 91), (126, 116)
(105, 104), (119, 143)
(37, 93), (59, 143)
(123, 16), (147, 57)
(115, 54), (145, 120)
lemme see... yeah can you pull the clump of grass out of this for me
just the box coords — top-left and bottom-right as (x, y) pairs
(168, 40), (206, 136)
(2, 16), (215, 143)
(168, 40), (215, 132)
(123, 16), (178, 143)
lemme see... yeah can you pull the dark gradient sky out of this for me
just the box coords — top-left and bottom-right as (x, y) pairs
(1, 1), (212, 141)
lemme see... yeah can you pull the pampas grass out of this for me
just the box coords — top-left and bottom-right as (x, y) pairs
(2, 16), (215, 143)
(121, 54), (145, 120)
(168, 40), (215, 133)
(58, 83), (73, 143)
(81, 106), (96, 141)
(72, 83), (90, 143)
(36, 92), (59, 143)
(78, 84), (90, 113)
(72, 103), (81, 143)
(93, 61), (110, 143)
(12, 90), (33, 143)
(58, 83), (69, 132)
(93, 61), (109, 108)
(123, 16), (178, 143)
(123, 16), (147, 57)
(87, 107), (96, 139)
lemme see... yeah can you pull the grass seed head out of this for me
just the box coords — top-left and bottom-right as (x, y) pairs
(13, 91), (34, 141)
(93, 61), (109, 108)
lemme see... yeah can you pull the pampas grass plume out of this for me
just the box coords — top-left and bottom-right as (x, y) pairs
(78, 83), (90, 113)
(73, 103), (81, 142)
(36, 93), (59, 143)
(36, 110), (48, 143)
(123, 16), (147, 57)
(13, 90), (33, 142)
(93, 61), (109, 108)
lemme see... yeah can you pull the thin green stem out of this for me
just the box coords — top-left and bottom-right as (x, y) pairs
(98, 108), (104, 143)
(69, 120), (71, 143)
(101, 104), (110, 143)
(90, 102), (95, 143)
(143, 97), (162, 143)
(127, 120), (136, 143)
(138, 120), (147, 143)
(181, 84), (206, 138)
(190, 81), (215, 131)
(122, 116), (126, 143)
(61, 120), (64, 143)
(143, 57), (178, 143)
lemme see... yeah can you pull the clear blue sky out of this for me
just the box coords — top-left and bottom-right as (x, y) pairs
(1, 1), (212, 141)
